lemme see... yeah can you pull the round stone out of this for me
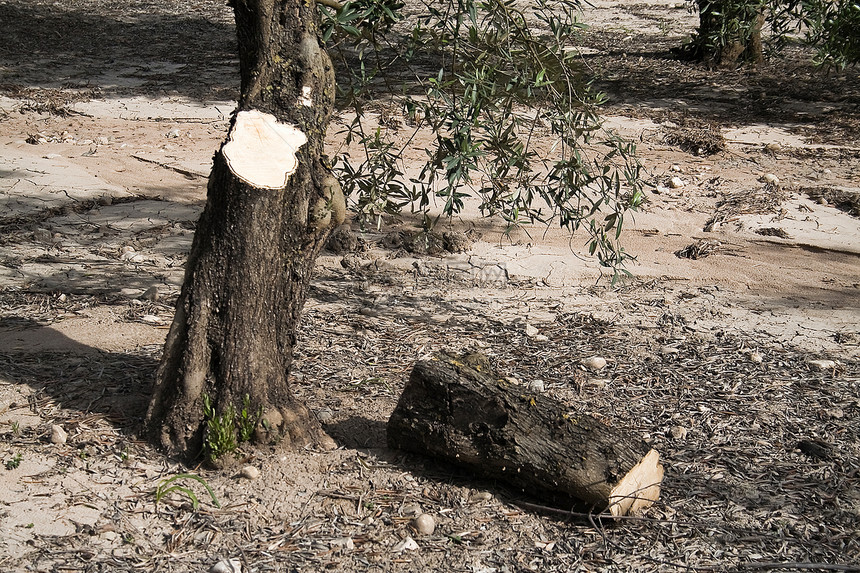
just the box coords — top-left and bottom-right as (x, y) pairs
(412, 513), (435, 536)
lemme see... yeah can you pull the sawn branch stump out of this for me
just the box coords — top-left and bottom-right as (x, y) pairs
(387, 353), (664, 516)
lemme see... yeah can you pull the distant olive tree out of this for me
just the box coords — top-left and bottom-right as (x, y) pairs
(687, 0), (859, 68)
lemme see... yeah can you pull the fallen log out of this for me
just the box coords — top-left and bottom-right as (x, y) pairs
(387, 352), (663, 516)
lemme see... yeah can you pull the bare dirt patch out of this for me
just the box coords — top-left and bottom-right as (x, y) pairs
(1, 0), (858, 571)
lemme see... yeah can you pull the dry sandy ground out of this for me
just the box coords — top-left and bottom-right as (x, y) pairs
(0, 0), (858, 571)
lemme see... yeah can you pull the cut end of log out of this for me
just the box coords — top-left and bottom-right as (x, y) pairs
(608, 449), (664, 517)
(222, 110), (308, 189)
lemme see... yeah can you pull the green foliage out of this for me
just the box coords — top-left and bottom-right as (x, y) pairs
(202, 393), (261, 463)
(154, 473), (221, 510)
(322, 0), (644, 272)
(795, 0), (860, 68)
(5, 453), (22, 470)
(237, 394), (262, 443)
(689, 0), (860, 68)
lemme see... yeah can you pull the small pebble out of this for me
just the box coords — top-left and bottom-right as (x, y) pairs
(764, 142), (782, 153)
(808, 359), (836, 371)
(166, 129), (182, 138)
(670, 164), (681, 172)
(316, 409), (334, 424)
(471, 491), (493, 502)
(140, 286), (159, 302)
(581, 356), (607, 371)
(140, 315), (162, 325)
(525, 324), (540, 338)
(749, 352), (763, 364)
(412, 513), (436, 536)
(401, 503), (422, 516)
(210, 558), (242, 573)
(331, 537), (355, 550)
(51, 424), (67, 445)
(668, 176), (685, 189)
(759, 173), (780, 185)
(240, 465), (260, 480)
(528, 379), (546, 393)
(669, 426), (687, 440)
(393, 536), (420, 552)
(121, 252), (145, 263)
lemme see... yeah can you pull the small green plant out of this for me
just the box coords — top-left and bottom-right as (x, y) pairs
(237, 394), (263, 443)
(202, 393), (262, 463)
(11, 421), (20, 436)
(202, 393), (237, 463)
(154, 473), (221, 510)
(5, 453), (22, 470)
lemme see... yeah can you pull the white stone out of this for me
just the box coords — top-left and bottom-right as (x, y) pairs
(808, 359), (836, 371)
(140, 315), (162, 325)
(51, 424), (67, 445)
(210, 558), (242, 573)
(668, 176), (685, 189)
(240, 465), (260, 480)
(394, 536), (420, 552)
(582, 356), (607, 371)
(759, 173), (780, 185)
(222, 110), (307, 189)
(331, 537), (354, 550)
(749, 352), (763, 364)
(670, 164), (681, 172)
(412, 514), (436, 535)
(525, 324), (540, 338)
(528, 379), (546, 393)
(121, 252), (145, 263)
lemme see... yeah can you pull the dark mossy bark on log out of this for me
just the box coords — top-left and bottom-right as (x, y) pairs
(387, 353), (664, 516)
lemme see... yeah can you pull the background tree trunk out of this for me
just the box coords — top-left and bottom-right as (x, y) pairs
(145, 0), (341, 463)
(695, 0), (765, 68)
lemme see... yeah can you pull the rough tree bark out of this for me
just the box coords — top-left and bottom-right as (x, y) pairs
(695, 0), (765, 68)
(388, 353), (664, 516)
(145, 0), (343, 463)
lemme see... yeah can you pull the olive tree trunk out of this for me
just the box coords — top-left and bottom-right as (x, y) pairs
(695, 0), (765, 68)
(145, 0), (344, 463)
